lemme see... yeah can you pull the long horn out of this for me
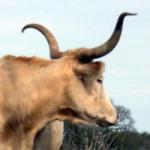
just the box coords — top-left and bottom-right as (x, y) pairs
(79, 12), (137, 62)
(22, 24), (62, 59)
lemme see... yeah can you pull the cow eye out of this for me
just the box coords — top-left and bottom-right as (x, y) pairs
(77, 74), (84, 82)
(97, 79), (103, 84)
(76, 73), (85, 82)
(76, 73), (89, 86)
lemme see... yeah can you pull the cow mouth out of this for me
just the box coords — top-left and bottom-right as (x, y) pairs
(96, 120), (115, 127)
(85, 112), (115, 127)
(58, 108), (115, 127)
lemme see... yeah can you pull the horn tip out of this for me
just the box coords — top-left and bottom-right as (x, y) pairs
(21, 28), (24, 33)
(21, 26), (26, 33)
(21, 24), (33, 33)
(122, 12), (138, 16)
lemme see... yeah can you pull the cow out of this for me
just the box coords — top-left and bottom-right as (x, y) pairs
(0, 12), (136, 150)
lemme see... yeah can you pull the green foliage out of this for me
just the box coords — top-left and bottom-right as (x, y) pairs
(110, 105), (136, 132)
(110, 131), (150, 150)
(61, 123), (117, 150)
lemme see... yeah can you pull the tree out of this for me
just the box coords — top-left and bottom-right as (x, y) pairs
(110, 105), (136, 132)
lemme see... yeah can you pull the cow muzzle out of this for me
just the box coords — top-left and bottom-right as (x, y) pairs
(97, 109), (118, 127)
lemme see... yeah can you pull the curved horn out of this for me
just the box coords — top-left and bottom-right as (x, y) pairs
(22, 24), (62, 59)
(79, 12), (137, 62)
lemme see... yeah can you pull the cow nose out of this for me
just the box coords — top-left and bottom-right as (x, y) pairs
(106, 109), (118, 125)
(106, 118), (117, 126)
(108, 113), (119, 126)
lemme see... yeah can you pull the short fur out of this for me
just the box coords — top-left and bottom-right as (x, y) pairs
(0, 51), (117, 150)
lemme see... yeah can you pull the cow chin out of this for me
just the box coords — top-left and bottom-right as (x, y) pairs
(66, 115), (115, 127)
(78, 113), (116, 127)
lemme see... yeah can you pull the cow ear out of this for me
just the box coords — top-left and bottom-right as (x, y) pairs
(75, 62), (105, 78)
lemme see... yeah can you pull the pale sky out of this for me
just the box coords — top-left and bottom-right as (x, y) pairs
(0, 0), (150, 133)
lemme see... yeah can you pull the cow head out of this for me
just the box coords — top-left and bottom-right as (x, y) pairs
(22, 12), (136, 127)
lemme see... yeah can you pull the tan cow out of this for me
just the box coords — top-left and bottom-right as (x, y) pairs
(0, 12), (135, 150)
